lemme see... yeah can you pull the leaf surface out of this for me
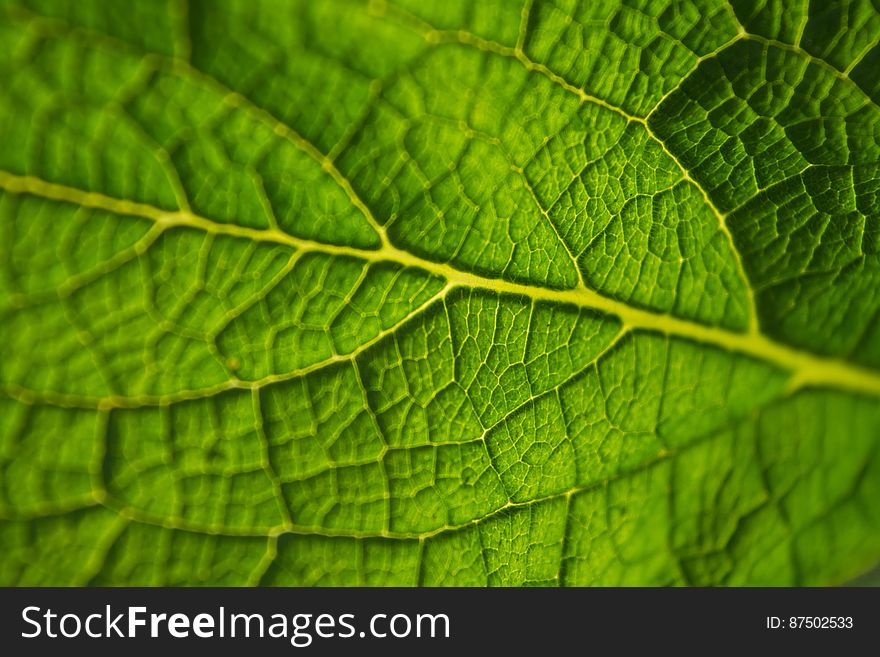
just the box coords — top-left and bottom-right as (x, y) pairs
(1, 0), (879, 585)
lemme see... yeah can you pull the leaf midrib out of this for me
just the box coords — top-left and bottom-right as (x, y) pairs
(4, 169), (880, 405)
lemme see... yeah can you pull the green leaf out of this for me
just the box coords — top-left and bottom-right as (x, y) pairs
(1, 0), (879, 586)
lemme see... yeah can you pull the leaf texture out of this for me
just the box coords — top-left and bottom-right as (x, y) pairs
(1, 0), (879, 586)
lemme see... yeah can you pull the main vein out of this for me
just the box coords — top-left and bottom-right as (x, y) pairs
(3, 169), (880, 400)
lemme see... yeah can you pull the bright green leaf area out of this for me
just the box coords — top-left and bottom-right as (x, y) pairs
(1, 0), (879, 586)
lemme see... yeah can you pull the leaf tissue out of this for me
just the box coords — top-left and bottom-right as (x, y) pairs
(1, 0), (879, 586)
